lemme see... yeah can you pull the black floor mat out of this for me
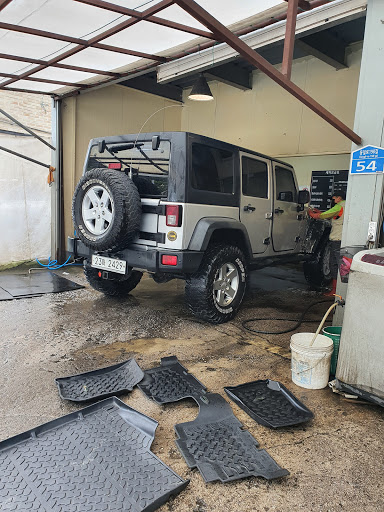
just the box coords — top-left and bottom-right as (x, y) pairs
(224, 379), (314, 428)
(138, 356), (207, 404)
(0, 397), (188, 511)
(0, 271), (83, 300)
(56, 359), (145, 402)
(175, 393), (289, 483)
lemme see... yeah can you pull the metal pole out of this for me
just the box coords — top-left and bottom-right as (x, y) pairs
(51, 99), (62, 261)
(0, 108), (56, 150)
(0, 145), (52, 168)
(281, 0), (299, 80)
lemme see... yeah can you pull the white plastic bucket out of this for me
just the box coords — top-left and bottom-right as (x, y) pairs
(290, 332), (334, 389)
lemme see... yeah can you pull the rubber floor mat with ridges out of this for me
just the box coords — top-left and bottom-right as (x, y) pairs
(0, 397), (188, 511)
(138, 356), (207, 404)
(224, 379), (314, 428)
(175, 393), (289, 483)
(55, 359), (144, 402)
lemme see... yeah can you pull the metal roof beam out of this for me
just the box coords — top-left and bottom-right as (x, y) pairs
(0, 22), (167, 62)
(0, 53), (121, 76)
(282, 0), (299, 80)
(0, 0), (13, 12)
(74, 0), (215, 39)
(0, 72), (89, 88)
(173, 0), (361, 145)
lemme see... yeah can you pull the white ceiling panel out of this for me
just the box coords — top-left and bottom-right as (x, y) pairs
(30, 67), (95, 83)
(5, 79), (59, 92)
(0, 58), (36, 74)
(0, 30), (76, 60)
(59, 47), (140, 71)
(103, 21), (199, 54)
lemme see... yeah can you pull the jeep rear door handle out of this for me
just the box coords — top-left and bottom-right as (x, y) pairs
(274, 207), (284, 214)
(244, 204), (256, 212)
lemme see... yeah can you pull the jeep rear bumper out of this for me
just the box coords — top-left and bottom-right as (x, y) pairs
(68, 237), (204, 274)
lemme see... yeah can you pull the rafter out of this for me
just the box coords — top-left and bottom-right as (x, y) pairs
(282, 0), (299, 80)
(173, 0), (361, 145)
(0, 0), (13, 12)
(0, 53), (121, 77)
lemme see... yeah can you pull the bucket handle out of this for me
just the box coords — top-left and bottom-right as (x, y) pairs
(291, 353), (328, 375)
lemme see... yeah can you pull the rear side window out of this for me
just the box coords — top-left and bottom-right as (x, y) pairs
(242, 156), (268, 198)
(275, 166), (297, 202)
(191, 143), (234, 193)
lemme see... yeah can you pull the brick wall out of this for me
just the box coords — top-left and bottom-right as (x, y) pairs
(0, 90), (51, 135)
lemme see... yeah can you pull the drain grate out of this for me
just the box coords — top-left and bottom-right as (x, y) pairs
(138, 356), (206, 404)
(0, 397), (188, 511)
(175, 393), (289, 483)
(224, 379), (314, 428)
(56, 359), (144, 402)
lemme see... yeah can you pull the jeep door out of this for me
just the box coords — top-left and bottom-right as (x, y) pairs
(271, 163), (301, 252)
(239, 154), (272, 254)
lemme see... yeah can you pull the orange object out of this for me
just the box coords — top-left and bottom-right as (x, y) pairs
(47, 166), (55, 185)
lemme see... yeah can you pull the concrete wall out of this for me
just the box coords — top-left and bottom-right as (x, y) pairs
(181, 44), (362, 188)
(0, 91), (52, 267)
(61, 86), (182, 240)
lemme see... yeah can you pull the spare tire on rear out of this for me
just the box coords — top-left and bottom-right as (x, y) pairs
(72, 168), (141, 251)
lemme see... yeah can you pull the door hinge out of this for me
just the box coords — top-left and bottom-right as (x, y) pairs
(263, 237), (271, 245)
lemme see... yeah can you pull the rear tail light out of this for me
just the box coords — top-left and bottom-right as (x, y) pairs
(161, 255), (178, 266)
(108, 163), (121, 169)
(166, 204), (182, 227)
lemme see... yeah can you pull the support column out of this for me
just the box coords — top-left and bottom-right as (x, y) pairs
(335, 0), (384, 323)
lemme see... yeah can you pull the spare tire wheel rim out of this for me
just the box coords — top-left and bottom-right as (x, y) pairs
(82, 184), (114, 236)
(213, 262), (239, 307)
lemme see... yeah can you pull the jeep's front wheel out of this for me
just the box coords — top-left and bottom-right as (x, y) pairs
(185, 244), (247, 324)
(84, 264), (142, 297)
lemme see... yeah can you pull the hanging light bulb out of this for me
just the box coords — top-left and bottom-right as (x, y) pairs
(188, 74), (214, 101)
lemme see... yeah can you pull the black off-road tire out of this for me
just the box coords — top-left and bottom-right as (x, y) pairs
(72, 168), (141, 251)
(185, 244), (247, 324)
(84, 264), (142, 297)
(303, 238), (333, 290)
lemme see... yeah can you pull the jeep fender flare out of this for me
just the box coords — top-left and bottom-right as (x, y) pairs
(187, 217), (252, 257)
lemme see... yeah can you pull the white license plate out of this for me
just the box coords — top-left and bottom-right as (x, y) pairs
(91, 255), (127, 275)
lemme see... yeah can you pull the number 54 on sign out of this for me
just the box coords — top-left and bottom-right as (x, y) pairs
(350, 145), (384, 175)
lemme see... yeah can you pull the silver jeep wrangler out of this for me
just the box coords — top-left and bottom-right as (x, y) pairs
(69, 132), (331, 324)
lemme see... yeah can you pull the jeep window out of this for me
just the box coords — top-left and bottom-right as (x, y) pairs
(242, 156), (268, 198)
(191, 143), (234, 193)
(275, 166), (297, 202)
(87, 140), (170, 198)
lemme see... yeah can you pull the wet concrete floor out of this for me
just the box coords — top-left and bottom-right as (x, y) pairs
(0, 264), (383, 512)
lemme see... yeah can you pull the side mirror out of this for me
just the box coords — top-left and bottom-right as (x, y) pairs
(278, 191), (294, 202)
(298, 189), (310, 204)
(98, 140), (106, 153)
(152, 135), (160, 151)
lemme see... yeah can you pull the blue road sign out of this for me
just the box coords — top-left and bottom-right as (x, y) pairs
(351, 145), (384, 174)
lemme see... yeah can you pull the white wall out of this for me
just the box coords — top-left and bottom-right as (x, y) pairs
(0, 135), (51, 266)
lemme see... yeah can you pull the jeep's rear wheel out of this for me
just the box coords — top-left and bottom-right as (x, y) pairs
(185, 244), (247, 324)
(72, 168), (141, 251)
(84, 264), (142, 297)
(303, 238), (333, 290)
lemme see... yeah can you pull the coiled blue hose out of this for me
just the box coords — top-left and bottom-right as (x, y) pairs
(35, 256), (82, 270)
